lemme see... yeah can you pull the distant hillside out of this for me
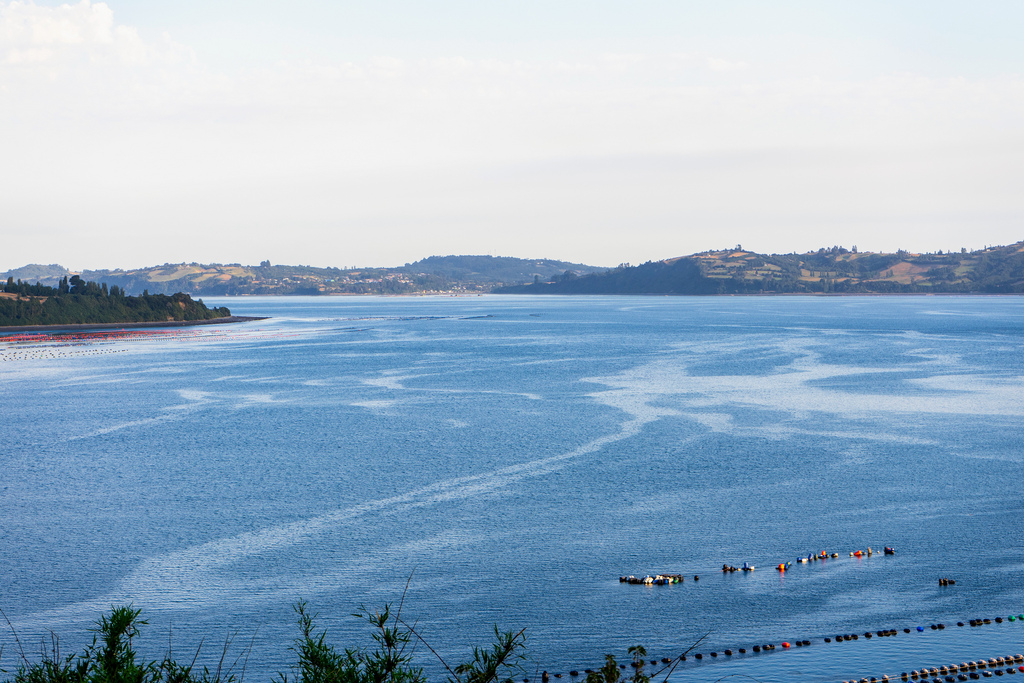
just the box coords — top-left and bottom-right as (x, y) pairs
(0, 264), (71, 287)
(1, 256), (603, 296)
(496, 242), (1024, 295)
(402, 255), (598, 284)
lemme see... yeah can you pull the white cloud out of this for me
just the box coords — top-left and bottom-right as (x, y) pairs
(0, 0), (190, 66)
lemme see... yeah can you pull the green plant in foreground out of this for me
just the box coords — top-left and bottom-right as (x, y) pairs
(1, 601), (526, 683)
(275, 601), (426, 683)
(1, 605), (244, 683)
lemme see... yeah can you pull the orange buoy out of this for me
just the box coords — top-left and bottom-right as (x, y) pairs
(782, 642), (791, 648)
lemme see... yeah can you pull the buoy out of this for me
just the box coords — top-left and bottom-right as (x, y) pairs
(724, 650), (733, 656)
(918, 626), (925, 631)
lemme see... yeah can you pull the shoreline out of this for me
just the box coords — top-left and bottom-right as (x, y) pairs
(0, 315), (268, 334)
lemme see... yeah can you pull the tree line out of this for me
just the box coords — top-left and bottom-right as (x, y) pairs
(1, 276), (231, 327)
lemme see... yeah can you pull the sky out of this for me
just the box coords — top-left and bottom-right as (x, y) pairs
(2, 1), (1024, 270)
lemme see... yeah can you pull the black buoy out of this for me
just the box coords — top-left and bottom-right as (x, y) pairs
(694, 575), (699, 581)
(996, 618), (1004, 624)
(753, 646), (761, 653)
(958, 622), (965, 627)
(739, 648), (746, 653)
(825, 638), (832, 643)
(803, 640), (810, 646)
(569, 672), (578, 677)
(710, 652), (718, 658)
(661, 658), (671, 664)
(679, 656), (686, 662)
(695, 654), (702, 660)
(905, 628), (912, 633)
(725, 650), (733, 656)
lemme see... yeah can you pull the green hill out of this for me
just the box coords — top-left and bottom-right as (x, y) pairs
(0, 276), (231, 327)
(0, 256), (604, 297)
(496, 242), (1024, 295)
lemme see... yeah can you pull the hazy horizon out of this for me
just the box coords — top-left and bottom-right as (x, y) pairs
(3, 1), (1023, 271)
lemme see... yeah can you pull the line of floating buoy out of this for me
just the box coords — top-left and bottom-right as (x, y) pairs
(841, 653), (1024, 683)
(776, 546), (897, 570)
(536, 613), (1024, 682)
(623, 544), (896, 581)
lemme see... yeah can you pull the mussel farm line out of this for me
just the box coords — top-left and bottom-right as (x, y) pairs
(620, 546), (898, 584)
(526, 613), (1024, 683)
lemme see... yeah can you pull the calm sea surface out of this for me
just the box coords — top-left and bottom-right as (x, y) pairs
(2, 295), (1023, 682)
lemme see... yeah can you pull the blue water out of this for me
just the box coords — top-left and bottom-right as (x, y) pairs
(2, 295), (1023, 682)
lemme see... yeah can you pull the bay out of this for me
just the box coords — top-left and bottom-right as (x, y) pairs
(2, 295), (1023, 682)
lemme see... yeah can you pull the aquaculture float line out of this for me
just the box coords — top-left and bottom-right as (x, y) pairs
(529, 612), (1024, 683)
(620, 546), (897, 583)
(844, 653), (1024, 683)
